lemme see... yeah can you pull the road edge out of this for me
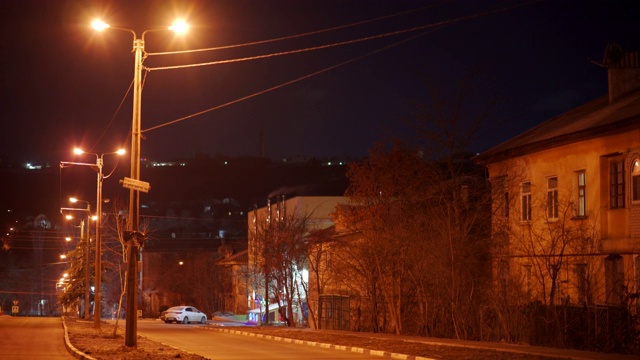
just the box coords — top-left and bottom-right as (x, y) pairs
(61, 316), (98, 360)
(203, 327), (437, 360)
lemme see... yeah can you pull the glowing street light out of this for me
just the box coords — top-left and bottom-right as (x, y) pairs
(92, 18), (188, 347)
(169, 20), (189, 34)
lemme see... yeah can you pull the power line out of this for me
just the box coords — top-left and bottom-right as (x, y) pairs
(145, 1), (535, 72)
(146, 3), (434, 57)
(141, 1), (539, 133)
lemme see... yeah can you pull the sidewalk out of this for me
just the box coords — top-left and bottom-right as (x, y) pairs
(207, 324), (639, 360)
(343, 331), (637, 360)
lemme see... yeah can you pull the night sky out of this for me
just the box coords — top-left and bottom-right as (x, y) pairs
(1, 0), (638, 165)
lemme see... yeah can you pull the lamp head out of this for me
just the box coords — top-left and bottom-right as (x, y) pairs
(91, 19), (110, 31)
(169, 20), (189, 34)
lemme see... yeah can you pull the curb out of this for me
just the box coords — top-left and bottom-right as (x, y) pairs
(61, 317), (209, 360)
(61, 316), (98, 360)
(203, 327), (436, 360)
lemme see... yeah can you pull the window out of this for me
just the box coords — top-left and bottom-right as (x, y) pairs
(499, 259), (510, 295)
(632, 158), (640, 203)
(504, 191), (510, 218)
(547, 177), (558, 220)
(605, 255), (624, 305)
(635, 256), (640, 310)
(575, 263), (589, 304)
(523, 265), (532, 297)
(493, 176), (509, 218)
(610, 160), (625, 208)
(521, 182), (532, 221)
(576, 171), (586, 217)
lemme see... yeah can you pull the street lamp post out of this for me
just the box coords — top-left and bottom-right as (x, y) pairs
(61, 199), (91, 320)
(92, 19), (188, 347)
(73, 148), (124, 329)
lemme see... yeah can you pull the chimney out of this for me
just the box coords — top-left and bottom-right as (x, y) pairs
(604, 43), (640, 103)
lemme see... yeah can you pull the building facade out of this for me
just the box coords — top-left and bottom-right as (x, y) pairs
(476, 45), (640, 307)
(246, 196), (346, 325)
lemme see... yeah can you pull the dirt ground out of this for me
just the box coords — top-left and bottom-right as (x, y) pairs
(64, 318), (207, 360)
(63, 317), (560, 360)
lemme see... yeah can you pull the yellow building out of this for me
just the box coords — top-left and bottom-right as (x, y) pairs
(476, 45), (640, 307)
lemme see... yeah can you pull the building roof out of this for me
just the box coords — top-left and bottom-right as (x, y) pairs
(475, 90), (640, 164)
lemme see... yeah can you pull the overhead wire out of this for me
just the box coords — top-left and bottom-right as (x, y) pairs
(141, 27), (444, 133)
(92, 78), (135, 154)
(146, 18), (446, 72)
(146, 4), (435, 57)
(145, 1), (535, 72)
(141, 0), (539, 133)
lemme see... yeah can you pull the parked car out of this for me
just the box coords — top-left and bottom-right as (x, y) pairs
(160, 306), (207, 324)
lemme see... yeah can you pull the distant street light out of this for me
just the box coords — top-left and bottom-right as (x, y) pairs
(92, 18), (188, 347)
(61, 198), (91, 320)
(72, 148), (124, 329)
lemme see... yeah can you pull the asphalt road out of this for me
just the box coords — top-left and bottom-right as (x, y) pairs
(134, 319), (385, 359)
(0, 316), (74, 360)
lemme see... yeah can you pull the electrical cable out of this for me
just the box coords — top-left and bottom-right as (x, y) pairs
(142, 28), (443, 133)
(146, 3), (436, 57)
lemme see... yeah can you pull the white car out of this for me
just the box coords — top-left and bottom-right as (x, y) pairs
(160, 306), (208, 324)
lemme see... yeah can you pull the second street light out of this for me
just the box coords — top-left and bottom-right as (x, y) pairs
(73, 148), (125, 329)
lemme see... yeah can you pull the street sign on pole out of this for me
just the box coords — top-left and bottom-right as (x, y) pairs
(120, 177), (150, 193)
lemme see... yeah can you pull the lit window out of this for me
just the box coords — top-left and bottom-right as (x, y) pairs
(576, 171), (586, 217)
(610, 160), (625, 208)
(521, 182), (532, 222)
(547, 177), (558, 220)
(632, 158), (640, 203)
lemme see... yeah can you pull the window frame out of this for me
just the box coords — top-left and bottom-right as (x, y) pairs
(575, 263), (589, 305)
(547, 176), (559, 220)
(503, 191), (510, 218)
(521, 181), (532, 222)
(610, 159), (625, 209)
(605, 254), (624, 305)
(632, 158), (640, 204)
(576, 170), (587, 218)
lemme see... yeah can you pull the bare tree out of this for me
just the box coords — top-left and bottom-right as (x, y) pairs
(340, 142), (439, 335)
(507, 192), (599, 306)
(304, 226), (335, 329)
(250, 202), (314, 327)
(333, 71), (494, 338)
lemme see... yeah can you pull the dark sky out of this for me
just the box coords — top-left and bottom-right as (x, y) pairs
(1, 0), (638, 164)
